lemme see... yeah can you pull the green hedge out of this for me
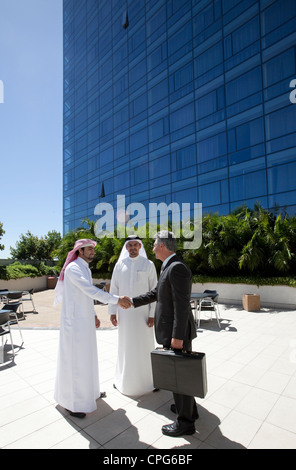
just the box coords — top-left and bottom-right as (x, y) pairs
(2, 262), (295, 288)
(0, 262), (58, 280)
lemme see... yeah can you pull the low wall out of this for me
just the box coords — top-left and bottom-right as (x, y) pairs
(95, 278), (295, 309)
(191, 282), (296, 309)
(1, 276), (295, 309)
(0, 276), (48, 292)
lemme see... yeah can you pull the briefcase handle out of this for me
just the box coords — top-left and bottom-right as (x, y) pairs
(160, 347), (193, 356)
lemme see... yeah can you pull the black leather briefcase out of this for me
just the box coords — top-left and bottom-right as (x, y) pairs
(151, 348), (207, 398)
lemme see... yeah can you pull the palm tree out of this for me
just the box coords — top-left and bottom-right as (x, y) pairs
(270, 214), (296, 273)
(238, 204), (296, 275)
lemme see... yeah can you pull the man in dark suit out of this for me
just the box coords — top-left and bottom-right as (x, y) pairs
(132, 230), (198, 437)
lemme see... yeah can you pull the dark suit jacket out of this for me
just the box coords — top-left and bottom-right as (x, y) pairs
(133, 255), (196, 349)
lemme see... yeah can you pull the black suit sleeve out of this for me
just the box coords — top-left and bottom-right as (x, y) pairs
(170, 263), (192, 340)
(132, 287), (157, 308)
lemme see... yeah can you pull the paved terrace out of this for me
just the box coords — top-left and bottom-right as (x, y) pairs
(1, 289), (296, 449)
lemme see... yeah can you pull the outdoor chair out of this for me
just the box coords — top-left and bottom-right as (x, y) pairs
(22, 289), (37, 313)
(0, 289), (8, 304)
(6, 292), (25, 320)
(94, 282), (108, 305)
(0, 310), (15, 362)
(2, 303), (24, 346)
(197, 289), (221, 329)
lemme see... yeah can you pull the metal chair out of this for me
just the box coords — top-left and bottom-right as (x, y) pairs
(2, 303), (24, 346)
(198, 289), (221, 328)
(94, 282), (109, 305)
(0, 289), (8, 304)
(0, 310), (15, 362)
(6, 292), (25, 320)
(21, 289), (37, 313)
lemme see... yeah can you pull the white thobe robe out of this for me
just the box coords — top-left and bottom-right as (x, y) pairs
(109, 255), (157, 396)
(54, 257), (118, 413)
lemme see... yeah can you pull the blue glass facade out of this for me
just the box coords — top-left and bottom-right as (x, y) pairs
(63, 0), (296, 234)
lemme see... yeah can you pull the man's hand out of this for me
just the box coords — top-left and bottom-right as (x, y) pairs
(117, 296), (132, 309)
(147, 317), (154, 327)
(171, 338), (183, 349)
(110, 314), (118, 326)
(95, 316), (100, 329)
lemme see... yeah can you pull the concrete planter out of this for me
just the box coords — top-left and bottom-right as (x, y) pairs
(242, 294), (260, 311)
(47, 277), (57, 289)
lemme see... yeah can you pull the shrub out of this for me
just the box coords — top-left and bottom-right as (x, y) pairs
(0, 262), (58, 280)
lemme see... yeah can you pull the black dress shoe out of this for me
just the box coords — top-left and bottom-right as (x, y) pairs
(162, 421), (195, 437)
(65, 409), (86, 419)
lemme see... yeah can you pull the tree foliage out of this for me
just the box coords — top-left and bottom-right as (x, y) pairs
(52, 207), (295, 280)
(183, 204), (296, 277)
(2, 205), (295, 283)
(52, 219), (163, 277)
(10, 230), (61, 261)
(0, 222), (5, 251)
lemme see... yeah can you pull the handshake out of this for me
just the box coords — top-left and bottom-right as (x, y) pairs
(117, 296), (134, 309)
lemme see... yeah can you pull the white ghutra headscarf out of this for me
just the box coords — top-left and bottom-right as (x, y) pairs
(118, 235), (147, 261)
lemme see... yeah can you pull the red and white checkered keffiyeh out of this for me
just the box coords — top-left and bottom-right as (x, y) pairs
(54, 239), (97, 305)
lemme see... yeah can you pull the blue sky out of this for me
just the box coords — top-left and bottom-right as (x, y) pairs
(0, 0), (63, 258)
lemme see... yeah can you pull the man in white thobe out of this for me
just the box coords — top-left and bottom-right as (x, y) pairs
(54, 239), (131, 418)
(109, 235), (157, 396)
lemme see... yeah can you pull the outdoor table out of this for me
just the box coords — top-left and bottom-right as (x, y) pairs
(0, 290), (24, 301)
(0, 308), (14, 363)
(0, 290), (24, 295)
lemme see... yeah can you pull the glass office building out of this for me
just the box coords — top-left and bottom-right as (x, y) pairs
(63, 0), (296, 234)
